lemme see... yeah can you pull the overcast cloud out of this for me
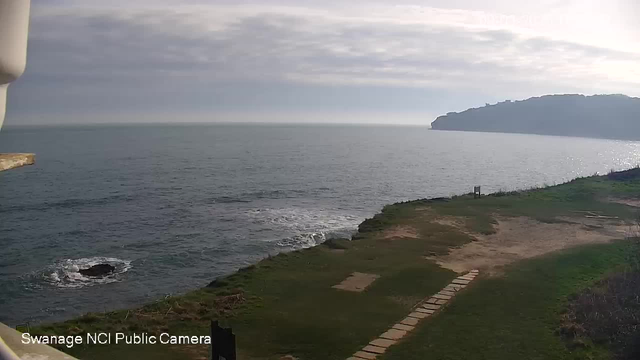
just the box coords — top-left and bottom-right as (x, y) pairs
(5, 0), (640, 125)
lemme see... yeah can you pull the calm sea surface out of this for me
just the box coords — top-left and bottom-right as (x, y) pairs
(1, 124), (639, 325)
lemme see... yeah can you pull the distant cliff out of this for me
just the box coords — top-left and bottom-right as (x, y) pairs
(430, 94), (640, 140)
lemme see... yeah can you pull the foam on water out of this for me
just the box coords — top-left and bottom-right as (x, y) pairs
(42, 257), (132, 288)
(246, 207), (360, 249)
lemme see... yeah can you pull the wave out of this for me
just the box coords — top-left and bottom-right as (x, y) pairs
(246, 207), (360, 250)
(210, 189), (323, 204)
(0, 194), (136, 214)
(41, 257), (132, 289)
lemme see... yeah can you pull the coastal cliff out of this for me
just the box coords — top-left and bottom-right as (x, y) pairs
(431, 94), (640, 140)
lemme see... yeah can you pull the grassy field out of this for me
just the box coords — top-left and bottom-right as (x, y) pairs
(30, 169), (640, 359)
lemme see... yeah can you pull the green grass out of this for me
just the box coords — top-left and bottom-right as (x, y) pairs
(383, 241), (632, 360)
(30, 171), (640, 359)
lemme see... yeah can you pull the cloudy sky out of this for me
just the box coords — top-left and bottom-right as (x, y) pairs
(5, 0), (640, 125)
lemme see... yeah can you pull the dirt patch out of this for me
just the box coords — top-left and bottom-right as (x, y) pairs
(608, 197), (640, 208)
(332, 272), (380, 292)
(383, 225), (419, 240)
(431, 216), (635, 275)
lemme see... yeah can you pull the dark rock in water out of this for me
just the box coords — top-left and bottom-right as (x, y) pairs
(79, 264), (115, 277)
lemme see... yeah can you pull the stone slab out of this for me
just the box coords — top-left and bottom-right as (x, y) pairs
(392, 323), (414, 331)
(415, 307), (433, 314)
(433, 294), (452, 300)
(470, 270), (479, 273)
(370, 338), (396, 348)
(408, 311), (429, 319)
(459, 276), (475, 281)
(363, 345), (386, 354)
(353, 351), (377, 359)
(422, 303), (441, 310)
(381, 328), (408, 340)
(436, 299), (448, 305)
(426, 298), (439, 304)
(400, 317), (419, 326)
(440, 290), (456, 296)
(332, 272), (380, 292)
(452, 279), (471, 285)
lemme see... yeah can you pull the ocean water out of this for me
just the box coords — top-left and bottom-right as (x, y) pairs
(1, 124), (639, 325)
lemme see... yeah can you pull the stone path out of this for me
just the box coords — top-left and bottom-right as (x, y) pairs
(347, 270), (479, 360)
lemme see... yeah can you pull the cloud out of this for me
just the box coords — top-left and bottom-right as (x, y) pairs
(7, 1), (640, 124)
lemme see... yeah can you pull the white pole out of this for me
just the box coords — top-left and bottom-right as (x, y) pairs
(0, 0), (31, 130)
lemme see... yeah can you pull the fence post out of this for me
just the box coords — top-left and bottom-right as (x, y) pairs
(210, 321), (236, 360)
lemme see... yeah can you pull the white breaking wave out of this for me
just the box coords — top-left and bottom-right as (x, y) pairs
(246, 207), (360, 249)
(43, 257), (132, 288)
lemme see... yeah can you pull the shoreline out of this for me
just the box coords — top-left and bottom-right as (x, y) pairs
(28, 168), (640, 359)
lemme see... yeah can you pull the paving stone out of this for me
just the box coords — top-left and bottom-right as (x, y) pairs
(381, 328), (408, 340)
(401, 317), (420, 326)
(433, 294), (452, 300)
(459, 276), (475, 281)
(392, 323), (415, 331)
(415, 307), (433, 314)
(445, 286), (460, 292)
(435, 299), (448, 305)
(363, 345), (386, 354)
(347, 357), (365, 360)
(426, 298), (439, 304)
(370, 338), (396, 348)
(470, 269), (479, 273)
(452, 279), (471, 285)
(408, 311), (429, 319)
(353, 351), (377, 359)
(423, 303), (441, 310)
(440, 290), (456, 296)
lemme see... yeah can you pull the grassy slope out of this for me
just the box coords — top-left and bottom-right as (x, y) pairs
(32, 171), (640, 359)
(383, 241), (631, 360)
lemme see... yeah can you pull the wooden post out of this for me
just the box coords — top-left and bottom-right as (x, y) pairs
(474, 186), (481, 199)
(210, 321), (236, 360)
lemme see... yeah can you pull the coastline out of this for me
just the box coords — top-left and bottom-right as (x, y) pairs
(29, 168), (640, 359)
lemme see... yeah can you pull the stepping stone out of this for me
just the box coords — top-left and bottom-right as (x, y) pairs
(459, 276), (475, 281)
(370, 338), (396, 348)
(435, 299), (448, 305)
(445, 285), (460, 292)
(381, 328), (407, 340)
(423, 303), (441, 310)
(347, 357), (365, 360)
(415, 307), (433, 314)
(392, 324), (414, 331)
(408, 311), (429, 319)
(333, 272), (380, 292)
(401, 317), (419, 326)
(440, 290), (456, 296)
(363, 345), (386, 354)
(452, 279), (471, 285)
(426, 298), (439, 304)
(470, 269), (479, 273)
(353, 351), (377, 359)
(433, 294), (452, 300)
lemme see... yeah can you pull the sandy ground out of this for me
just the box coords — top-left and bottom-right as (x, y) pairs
(332, 272), (380, 292)
(383, 226), (419, 240)
(431, 215), (637, 275)
(608, 197), (640, 208)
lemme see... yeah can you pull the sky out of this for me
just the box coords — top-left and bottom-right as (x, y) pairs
(4, 0), (640, 126)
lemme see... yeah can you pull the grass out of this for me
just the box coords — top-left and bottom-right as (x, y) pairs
(383, 241), (632, 360)
(29, 170), (640, 359)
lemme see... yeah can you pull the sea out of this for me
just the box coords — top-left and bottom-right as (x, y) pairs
(1, 123), (639, 326)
